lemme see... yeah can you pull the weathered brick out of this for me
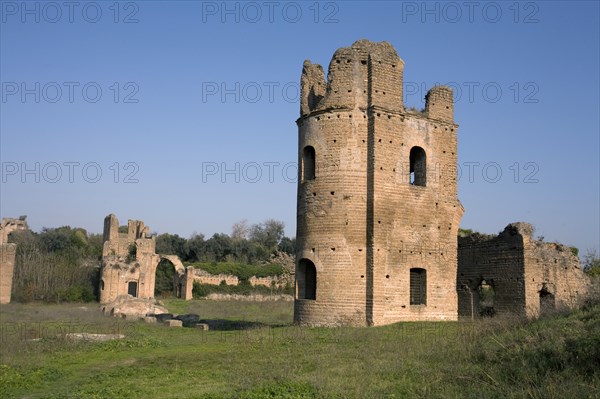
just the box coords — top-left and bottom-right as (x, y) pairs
(295, 40), (462, 326)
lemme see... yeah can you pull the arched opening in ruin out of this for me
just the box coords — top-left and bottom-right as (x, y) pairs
(539, 284), (555, 316)
(409, 268), (427, 305)
(127, 281), (138, 297)
(409, 146), (426, 186)
(297, 259), (316, 300)
(477, 279), (495, 317)
(302, 146), (316, 181)
(155, 258), (181, 299)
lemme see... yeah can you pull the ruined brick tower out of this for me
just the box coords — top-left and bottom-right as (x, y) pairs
(99, 214), (194, 304)
(0, 217), (28, 304)
(295, 40), (463, 326)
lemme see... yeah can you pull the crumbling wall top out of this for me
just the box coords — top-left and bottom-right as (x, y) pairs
(300, 39), (405, 117)
(0, 217), (29, 244)
(499, 222), (534, 240)
(102, 214), (154, 258)
(459, 222), (533, 247)
(330, 39), (400, 63)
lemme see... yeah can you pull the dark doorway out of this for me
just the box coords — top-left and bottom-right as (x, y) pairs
(477, 279), (495, 317)
(297, 259), (317, 300)
(539, 285), (555, 316)
(128, 281), (138, 297)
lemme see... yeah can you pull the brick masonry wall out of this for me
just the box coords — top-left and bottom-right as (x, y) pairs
(295, 40), (463, 326)
(524, 237), (591, 316)
(458, 222), (592, 318)
(99, 214), (164, 303)
(0, 244), (17, 304)
(0, 218), (28, 304)
(457, 226), (527, 318)
(194, 269), (240, 286)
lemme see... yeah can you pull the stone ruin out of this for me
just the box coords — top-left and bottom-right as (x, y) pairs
(295, 40), (463, 326)
(457, 222), (592, 319)
(0, 217), (28, 304)
(0, 41), (595, 331)
(99, 214), (194, 307)
(293, 40), (593, 326)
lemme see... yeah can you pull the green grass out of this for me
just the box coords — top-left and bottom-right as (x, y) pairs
(1, 301), (599, 398)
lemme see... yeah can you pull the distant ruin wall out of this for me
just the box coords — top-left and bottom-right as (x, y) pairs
(458, 222), (592, 319)
(0, 244), (17, 304)
(524, 238), (592, 316)
(0, 218), (29, 304)
(99, 214), (193, 303)
(193, 269), (239, 286)
(249, 274), (292, 289)
(192, 269), (291, 288)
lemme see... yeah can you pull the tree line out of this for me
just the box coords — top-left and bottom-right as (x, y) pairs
(155, 219), (295, 264)
(6, 218), (295, 303)
(8, 226), (102, 302)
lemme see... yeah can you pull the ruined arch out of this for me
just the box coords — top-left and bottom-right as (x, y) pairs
(155, 255), (187, 299)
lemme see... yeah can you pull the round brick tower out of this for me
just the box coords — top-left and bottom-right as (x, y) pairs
(294, 40), (463, 326)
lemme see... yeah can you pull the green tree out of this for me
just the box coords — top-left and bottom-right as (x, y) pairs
(278, 236), (296, 255)
(204, 233), (233, 262)
(154, 259), (176, 297)
(39, 227), (72, 252)
(156, 233), (188, 259)
(249, 219), (285, 252)
(10, 228), (99, 303)
(583, 249), (600, 277)
(185, 233), (206, 262)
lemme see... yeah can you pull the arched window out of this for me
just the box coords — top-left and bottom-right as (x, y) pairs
(409, 268), (426, 305)
(409, 146), (426, 186)
(297, 259), (317, 300)
(302, 146), (316, 181)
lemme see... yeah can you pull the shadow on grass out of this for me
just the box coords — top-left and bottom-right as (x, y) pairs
(198, 318), (290, 331)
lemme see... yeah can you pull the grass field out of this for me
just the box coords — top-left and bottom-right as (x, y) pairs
(1, 299), (598, 398)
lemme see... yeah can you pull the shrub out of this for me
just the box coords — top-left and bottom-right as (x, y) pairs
(187, 262), (286, 281)
(55, 285), (95, 303)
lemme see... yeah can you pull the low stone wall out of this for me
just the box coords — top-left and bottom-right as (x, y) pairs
(205, 293), (293, 301)
(248, 274), (291, 289)
(193, 268), (291, 288)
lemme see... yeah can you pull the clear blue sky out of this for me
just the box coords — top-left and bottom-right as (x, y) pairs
(1, 1), (599, 255)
